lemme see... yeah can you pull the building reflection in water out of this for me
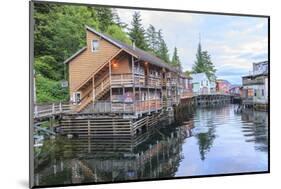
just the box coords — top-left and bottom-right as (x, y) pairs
(33, 105), (268, 187)
(34, 111), (195, 186)
(241, 109), (268, 152)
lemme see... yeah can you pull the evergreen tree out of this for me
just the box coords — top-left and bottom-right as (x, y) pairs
(146, 24), (157, 53)
(192, 42), (216, 80)
(202, 51), (216, 80)
(184, 70), (192, 77)
(192, 42), (205, 73)
(128, 11), (148, 50)
(171, 47), (181, 70)
(156, 29), (170, 63)
(112, 8), (128, 28)
(94, 7), (115, 32)
(33, 3), (131, 103)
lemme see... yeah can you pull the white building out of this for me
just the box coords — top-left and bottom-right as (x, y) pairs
(191, 73), (213, 94)
(242, 61), (268, 108)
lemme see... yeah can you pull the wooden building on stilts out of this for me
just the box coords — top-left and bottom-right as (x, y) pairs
(61, 26), (191, 137)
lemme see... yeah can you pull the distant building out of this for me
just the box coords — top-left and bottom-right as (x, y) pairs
(191, 73), (212, 94)
(242, 61), (268, 109)
(229, 85), (242, 96)
(216, 79), (231, 94)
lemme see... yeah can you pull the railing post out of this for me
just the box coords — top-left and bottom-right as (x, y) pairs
(52, 103), (55, 114)
(34, 105), (38, 118)
(59, 101), (62, 113)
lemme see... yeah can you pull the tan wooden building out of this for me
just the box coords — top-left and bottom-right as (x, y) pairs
(64, 26), (190, 117)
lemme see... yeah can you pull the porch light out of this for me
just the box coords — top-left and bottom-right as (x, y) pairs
(112, 61), (118, 68)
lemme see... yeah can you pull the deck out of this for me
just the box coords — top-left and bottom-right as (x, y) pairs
(34, 103), (74, 119)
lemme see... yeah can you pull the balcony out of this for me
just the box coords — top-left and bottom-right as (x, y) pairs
(147, 77), (161, 88)
(242, 78), (265, 86)
(111, 73), (134, 87)
(111, 73), (162, 88)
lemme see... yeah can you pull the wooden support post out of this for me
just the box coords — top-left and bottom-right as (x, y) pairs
(34, 105), (38, 117)
(148, 87), (150, 114)
(59, 102), (62, 113)
(132, 56), (136, 113)
(109, 61), (112, 112)
(52, 103), (55, 114)
(92, 76), (95, 102)
(87, 120), (90, 136)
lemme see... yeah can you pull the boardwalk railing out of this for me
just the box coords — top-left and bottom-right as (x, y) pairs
(92, 99), (162, 114)
(34, 102), (74, 119)
(111, 73), (162, 88)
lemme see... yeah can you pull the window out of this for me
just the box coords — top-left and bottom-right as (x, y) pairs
(73, 92), (81, 103)
(262, 89), (264, 96)
(254, 89), (257, 96)
(92, 39), (99, 52)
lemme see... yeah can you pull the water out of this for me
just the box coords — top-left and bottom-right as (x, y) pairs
(33, 104), (268, 187)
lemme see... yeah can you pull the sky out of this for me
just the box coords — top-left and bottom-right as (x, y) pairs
(116, 8), (268, 85)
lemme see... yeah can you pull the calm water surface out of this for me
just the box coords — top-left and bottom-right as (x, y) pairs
(34, 104), (268, 187)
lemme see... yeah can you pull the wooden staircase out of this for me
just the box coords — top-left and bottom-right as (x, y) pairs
(76, 75), (110, 113)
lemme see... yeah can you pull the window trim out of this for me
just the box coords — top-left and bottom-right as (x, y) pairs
(91, 39), (100, 52)
(73, 92), (81, 104)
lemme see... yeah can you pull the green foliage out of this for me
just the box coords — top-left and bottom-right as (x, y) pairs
(156, 30), (170, 64)
(106, 25), (132, 45)
(36, 74), (69, 103)
(146, 24), (158, 53)
(94, 7), (114, 32)
(34, 4), (99, 62)
(146, 25), (171, 65)
(171, 47), (181, 70)
(34, 3), (184, 104)
(128, 11), (149, 50)
(184, 70), (192, 77)
(34, 56), (61, 80)
(34, 3), (130, 103)
(192, 43), (216, 80)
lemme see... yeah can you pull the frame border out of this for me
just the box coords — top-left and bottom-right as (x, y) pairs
(29, 0), (270, 188)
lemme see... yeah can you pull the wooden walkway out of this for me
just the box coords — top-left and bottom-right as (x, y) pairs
(34, 102), (74, 119)
(58, 112), (167, 138)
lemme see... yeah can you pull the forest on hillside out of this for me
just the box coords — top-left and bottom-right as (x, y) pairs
(34, 3), (182, 103)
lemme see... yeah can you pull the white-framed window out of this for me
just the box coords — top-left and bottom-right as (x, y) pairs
(73, 92), (81, 103)
(92, 39), (100, 52)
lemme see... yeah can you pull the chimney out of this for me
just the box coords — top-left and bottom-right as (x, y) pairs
(132, 41), (135, 50)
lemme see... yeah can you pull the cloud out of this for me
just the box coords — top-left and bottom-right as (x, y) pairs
(115, 8), (268, 84)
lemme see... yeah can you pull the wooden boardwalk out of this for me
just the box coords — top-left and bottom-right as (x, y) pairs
(58, 112), (167, 138)
(34, 102), (74, 119)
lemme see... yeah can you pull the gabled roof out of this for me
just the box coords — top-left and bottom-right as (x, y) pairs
(190, 73), (208, 81)
(64, 25), (178, 72)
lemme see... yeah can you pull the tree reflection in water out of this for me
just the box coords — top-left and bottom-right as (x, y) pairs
(33, 105), (268, 187)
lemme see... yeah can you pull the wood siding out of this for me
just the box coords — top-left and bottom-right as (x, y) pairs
(111, 54), (132, 74)
(68, 30), (120, 94)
